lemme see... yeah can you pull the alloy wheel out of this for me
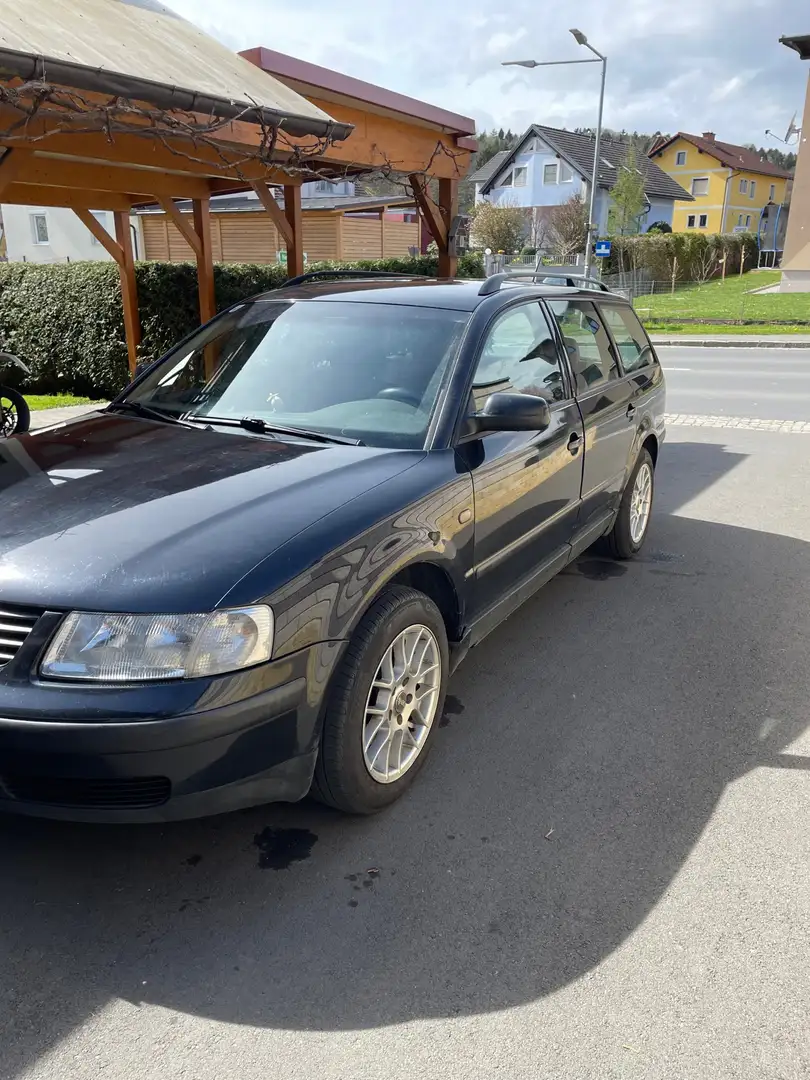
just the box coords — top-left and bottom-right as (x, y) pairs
(629, 462), (653, 544)
(362, 624), (441, 784)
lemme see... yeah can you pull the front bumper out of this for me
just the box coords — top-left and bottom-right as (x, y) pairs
(0, 641), (343, 822)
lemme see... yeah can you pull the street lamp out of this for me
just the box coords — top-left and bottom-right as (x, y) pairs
(502, 28), (607, 278)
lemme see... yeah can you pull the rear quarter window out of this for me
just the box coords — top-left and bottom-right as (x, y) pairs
(599, 304), (657, 373)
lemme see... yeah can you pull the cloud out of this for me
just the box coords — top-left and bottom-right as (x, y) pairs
(164, 0), (809, 144)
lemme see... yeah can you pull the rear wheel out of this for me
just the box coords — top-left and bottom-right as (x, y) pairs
(0, 387), (30, 437)
(312, 585), (448, 814)
(600, 448), (655, 559)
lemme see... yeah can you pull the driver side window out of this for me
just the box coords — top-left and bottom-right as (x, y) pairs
(472, 302), (566, 408)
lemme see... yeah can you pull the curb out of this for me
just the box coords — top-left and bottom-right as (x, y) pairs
(651, 338), (810, 349)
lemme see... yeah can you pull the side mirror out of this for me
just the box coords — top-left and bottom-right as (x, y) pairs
(470, 391), (551, 434)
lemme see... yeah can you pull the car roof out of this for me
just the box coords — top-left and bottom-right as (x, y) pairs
(249, 276), (630, 312)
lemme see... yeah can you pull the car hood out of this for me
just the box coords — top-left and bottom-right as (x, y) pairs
(0, 413), (421, 611)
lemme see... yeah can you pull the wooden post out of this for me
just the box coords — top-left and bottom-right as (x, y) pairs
(671, 256), (677, 295)
(283, 184), (304, 277)
(438, 178), (458, 278)
(191, 198), (216, 325)
(114, 212), (141, 376)
(380, 208), (386, 259)
(739, 244), (746, 277)
(75, 208), (141, 375)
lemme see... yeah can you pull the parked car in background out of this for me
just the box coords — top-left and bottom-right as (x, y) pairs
(0, 271), (665, 821)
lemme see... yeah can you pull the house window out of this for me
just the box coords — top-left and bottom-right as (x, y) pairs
(543, 162), (558, 184)
(738, 214), (744, 226)
(687, 214), (696, 228)
(691, 177), (709, 197)
(749, 180), (756, 199)
(676, 151), (687, 165)
(89, 211), (110, 245)
(769, 184), (776, 201)
(499, 165), (527, 188)
(314, 180), (333, 192)
(739, 179), (748, 194)
(745, 215), (751, 228)
(560, 161), (573, 182)
(698, 214), (708, 228)
(30, 213), (49, 244)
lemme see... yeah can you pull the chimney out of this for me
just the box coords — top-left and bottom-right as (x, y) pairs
(702, 131), (716, 141)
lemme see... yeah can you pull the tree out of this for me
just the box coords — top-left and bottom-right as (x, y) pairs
(607, 145), (647, 235)
(467, 199), (527, 252)
(546, 193), (588, 257)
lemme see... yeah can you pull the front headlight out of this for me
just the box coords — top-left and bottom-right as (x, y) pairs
(40, 607), (274, 682)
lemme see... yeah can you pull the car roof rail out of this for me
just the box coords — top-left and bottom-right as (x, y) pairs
(280, 269), (424, 288)
(478, 273), (510, 295)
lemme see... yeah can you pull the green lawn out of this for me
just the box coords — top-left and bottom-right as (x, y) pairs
(645, 322), (810, 336)
(24, 394), (103, 411)
(635, 270), (810, 326)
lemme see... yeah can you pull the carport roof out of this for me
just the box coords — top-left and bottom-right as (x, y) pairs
(0, 0), (348, 140)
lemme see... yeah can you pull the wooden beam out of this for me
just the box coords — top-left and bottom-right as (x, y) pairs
(114, 211), (141, 375)
(74, 209), (125, 263)
(192, 198), (216, 324)
(0, 101), (473, 181)
(0, 149), (32, 199)
(249, 181), (293, 246)
(19, 157), (214, 199)
(409, 175), (447, 250)
(437, 178), (458, 278)
(157, 197), (202, 258)
(379, 208), (386, 259)
(3, 183), (135, 211)
(283, 184), (304, 277)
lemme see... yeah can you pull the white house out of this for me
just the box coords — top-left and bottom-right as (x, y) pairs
(0, 205), (134, 263)
(468, 124), (692, 242)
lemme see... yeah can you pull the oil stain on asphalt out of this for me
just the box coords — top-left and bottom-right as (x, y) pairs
(253, 827), (318, 870)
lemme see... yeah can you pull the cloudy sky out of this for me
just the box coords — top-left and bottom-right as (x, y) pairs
(165, 0), (807, 145)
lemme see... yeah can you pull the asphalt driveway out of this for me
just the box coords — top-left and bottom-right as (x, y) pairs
(3, 376), (810, 1078)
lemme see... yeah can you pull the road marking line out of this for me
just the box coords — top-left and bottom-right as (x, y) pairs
(665, 414), (810, 433)
(664, 366), (692, 371)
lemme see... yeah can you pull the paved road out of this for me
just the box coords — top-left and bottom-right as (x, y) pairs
(4, 351), (810, 1079)
(660, 345), (810, 421)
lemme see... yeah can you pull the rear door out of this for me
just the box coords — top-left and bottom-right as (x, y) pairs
(546, 298), (635, 537)
(597, 301), (665, 417)
(463, 299), (584, 625)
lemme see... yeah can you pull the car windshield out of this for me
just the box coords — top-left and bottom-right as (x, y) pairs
(123, 299), (469, 449)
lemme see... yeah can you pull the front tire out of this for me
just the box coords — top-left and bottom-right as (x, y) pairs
(312, 585), (449, 814)
(0, 387), (30, 437)
(601, 448), (655, 559)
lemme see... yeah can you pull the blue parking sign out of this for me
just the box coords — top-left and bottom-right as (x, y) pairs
(595, 240), (612, 258)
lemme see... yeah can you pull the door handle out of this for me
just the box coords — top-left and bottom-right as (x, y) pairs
(626, 403), (636, 420)
(567, 431), (582, 456)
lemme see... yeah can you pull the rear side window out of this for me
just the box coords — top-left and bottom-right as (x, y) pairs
(600, 304), (655, 373)
(546, 300), (619, 393)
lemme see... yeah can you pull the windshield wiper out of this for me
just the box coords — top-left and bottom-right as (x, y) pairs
(186, 415), (364, 446)
(107, 400), (195, 427)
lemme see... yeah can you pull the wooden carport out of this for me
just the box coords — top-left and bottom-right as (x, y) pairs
(0, 1), (475, 374)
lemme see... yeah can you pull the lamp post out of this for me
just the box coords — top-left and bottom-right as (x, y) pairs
(503, 28), (607, 277)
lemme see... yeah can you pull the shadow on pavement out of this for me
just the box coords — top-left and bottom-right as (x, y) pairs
(3, 438), (809, 1075)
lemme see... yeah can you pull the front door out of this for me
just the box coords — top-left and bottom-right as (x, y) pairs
(546, 298), (636, 536)
(463, 300), (584, 625)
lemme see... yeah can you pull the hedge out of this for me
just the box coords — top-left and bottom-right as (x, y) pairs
(0, 252), (485, 397)
(602, 231), (759, 281)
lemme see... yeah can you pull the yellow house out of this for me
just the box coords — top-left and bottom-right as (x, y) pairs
(649, 131), (792, 234)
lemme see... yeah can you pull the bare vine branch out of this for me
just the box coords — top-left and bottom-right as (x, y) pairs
(0, 78), (469, 194)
